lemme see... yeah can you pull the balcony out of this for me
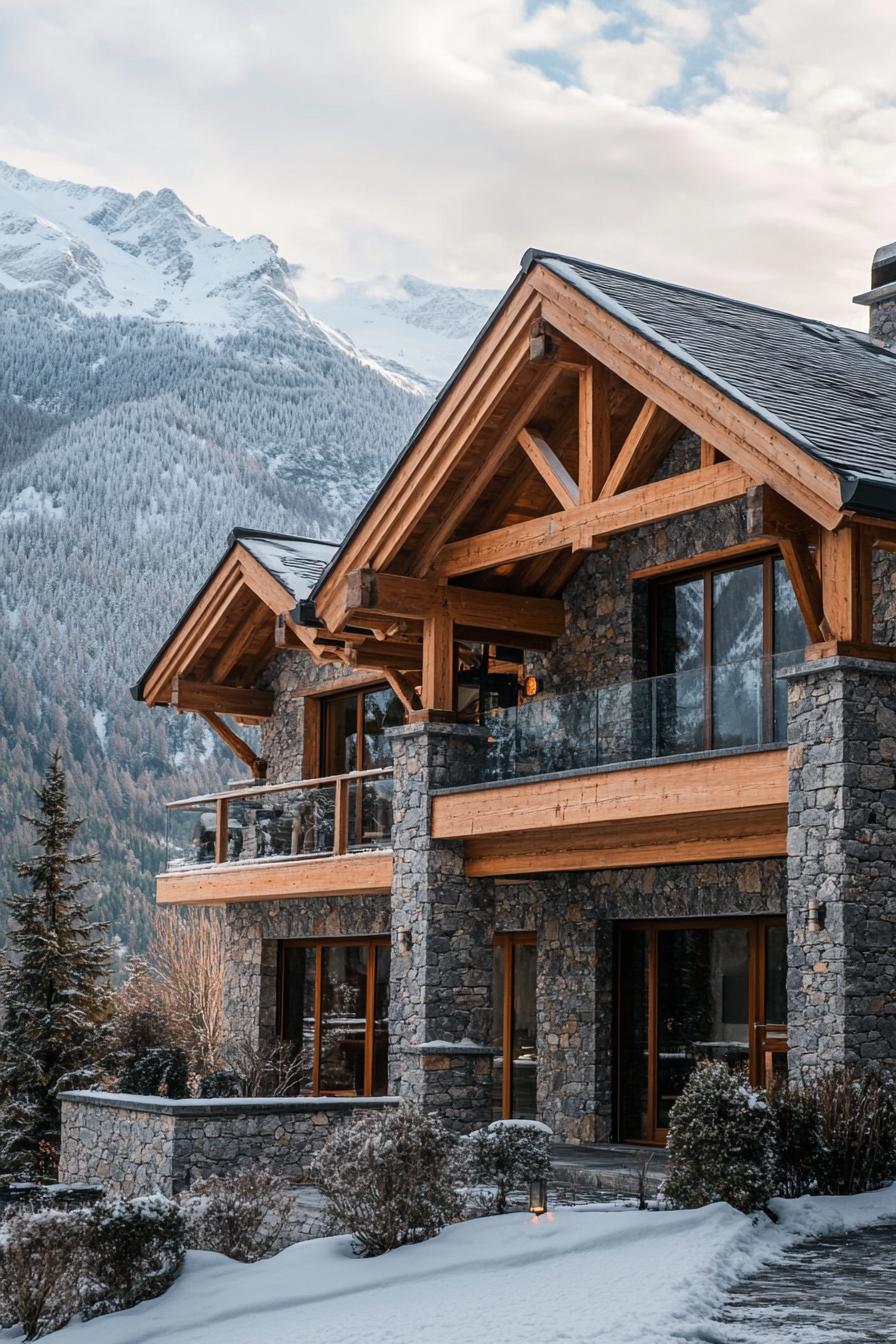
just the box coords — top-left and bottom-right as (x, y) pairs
(432, 654), (798, 877)
(156, 768), (394, 906)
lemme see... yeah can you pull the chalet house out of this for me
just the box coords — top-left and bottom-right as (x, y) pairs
(132, 246), (896, 1146)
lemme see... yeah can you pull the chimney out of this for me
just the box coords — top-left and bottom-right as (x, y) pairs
(854, 243), (896, 348)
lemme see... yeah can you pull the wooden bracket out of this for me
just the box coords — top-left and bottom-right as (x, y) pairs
(196, 709), (266, 779)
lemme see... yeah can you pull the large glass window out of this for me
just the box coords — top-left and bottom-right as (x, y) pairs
(617, 917), (786, 1143)
(323, 685), (403, 846)
(492, 933), (537, 1120)
(653, 553), (807, 755)
(279, 937), (390, 1096)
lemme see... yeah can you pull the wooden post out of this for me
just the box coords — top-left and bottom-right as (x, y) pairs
(214, 797), (229, 865)
(333, 775), (350, 855)
(421, 610), (454, 718)
(578, 364), (611, 504)
(819, 524), (873, 644)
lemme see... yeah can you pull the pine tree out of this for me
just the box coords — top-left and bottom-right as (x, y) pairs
(0, 751), (113, 1176)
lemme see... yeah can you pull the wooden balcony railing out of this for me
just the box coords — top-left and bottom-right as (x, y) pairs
(163, 767), (394, 873)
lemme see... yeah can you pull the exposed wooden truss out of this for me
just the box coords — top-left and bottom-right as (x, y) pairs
(195, 710), (265, 779)
(171, 678), (272, 718)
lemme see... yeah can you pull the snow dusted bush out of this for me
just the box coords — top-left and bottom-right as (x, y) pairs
(767, 1076), (824, 1199)
(197, 1069), (243, 1099)
(181, 1167), (292, 1261)
(80, 1194), (185, 1320)
(664, 1062), (776, 1214)
(810, 1066), (896, 1195)
(119, 1044), (190, 1099)
(313, 1104), (463, 1256)
(0, 1206), (86, 1339)
(464, 1119), (552, 1213)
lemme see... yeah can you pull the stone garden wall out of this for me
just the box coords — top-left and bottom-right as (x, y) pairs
(58, 1092), (400, 1198)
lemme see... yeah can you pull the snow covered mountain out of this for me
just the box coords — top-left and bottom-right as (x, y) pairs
(0, 161), (500, 950)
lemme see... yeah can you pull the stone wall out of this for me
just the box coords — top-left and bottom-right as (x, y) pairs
(224, 894), (390, 1044)
(259, 650), (359, 784)
(59, 1092), (400, 1198)
(785, 656), (896, 1072)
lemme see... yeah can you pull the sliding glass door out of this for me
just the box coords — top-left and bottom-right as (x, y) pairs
(617, 917), (786, 1144)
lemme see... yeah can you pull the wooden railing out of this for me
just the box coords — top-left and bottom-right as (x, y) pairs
(164, 767), (394, 870)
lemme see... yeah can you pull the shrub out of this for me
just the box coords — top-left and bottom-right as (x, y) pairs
(198, 1070), (243, 1099)
(181, 1167), (292, 1261)
(464, 1119), (552, 1213)
(313, 1104), (463, 1256)
(812, 1066), (896, 1195)
(217, 1035), (310, 1097)
(80, 1194), (186, 1319)
(767, 1076), (823, 1198)
(0, 1207), (86, 1339)
(120, 1045), (189, 1099)
(664, 1061), (776, 1214)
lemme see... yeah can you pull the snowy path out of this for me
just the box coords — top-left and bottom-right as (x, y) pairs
(41, 1186), (896, 1344)
(709, 1220), (896, 1343)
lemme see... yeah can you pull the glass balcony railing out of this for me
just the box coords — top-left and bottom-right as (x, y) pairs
(457, 652), (803, 788)
(163, 768), (394, 873)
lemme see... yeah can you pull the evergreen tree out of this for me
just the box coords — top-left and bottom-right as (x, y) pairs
(0, 752), (113, 1176)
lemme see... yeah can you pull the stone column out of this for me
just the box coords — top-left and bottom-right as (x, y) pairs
(386, 721), (496, 1131)
(785, 656), (896, 1072)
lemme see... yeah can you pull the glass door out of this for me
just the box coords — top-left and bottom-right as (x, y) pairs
(617, 916), (787, 1143)
(492, 933), (537, 1120)
(324, 685), (403, 846)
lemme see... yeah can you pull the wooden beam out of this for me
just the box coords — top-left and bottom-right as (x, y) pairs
(528, 317), (587, 366)
(384, 667), (422, 714)
(578, 363), (611, 504)
(214, 798), (229, 866)
(343, 569), (565, 637)
(532, 269), (844, 529)
(700, 439), (721, 467)
(170, 678), (273, 718)
(410, 364), (566, 578)
(422, 609), (454, 715)
(599, 398), (680, 498)
(434, 461), (752, 579)
(156, 851), (393, 905)
(463, 806), (786, 876)
(779, 537), (826, 644)
(208, 605), (269, 683)
(274, 613), (305, 649)
(516, 427), (579, 511)
(195, 710), (266, 779)
(431, 749), (787, 840)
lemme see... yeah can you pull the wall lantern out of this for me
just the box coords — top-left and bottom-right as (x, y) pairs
(806, 898), (826, 934)
(523, 674), (542, 698)
(528, 1178), (548, 1216)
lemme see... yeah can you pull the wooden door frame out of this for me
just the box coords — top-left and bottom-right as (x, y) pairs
(493, 930), (537, 1120)
(615, 914), (786, 1144)
(278, 935), (390, 1097)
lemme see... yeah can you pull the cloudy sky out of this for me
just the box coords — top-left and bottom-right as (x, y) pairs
(1, 0), (895, 326)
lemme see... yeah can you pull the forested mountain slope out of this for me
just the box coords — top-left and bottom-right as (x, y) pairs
(0, 164), (458, 951)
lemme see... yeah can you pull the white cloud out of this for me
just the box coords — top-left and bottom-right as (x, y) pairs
(0, 0), (894, 328)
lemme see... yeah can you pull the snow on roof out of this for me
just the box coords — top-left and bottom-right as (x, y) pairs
(231, 528), (339, 604)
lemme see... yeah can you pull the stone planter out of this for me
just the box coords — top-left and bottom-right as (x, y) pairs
(59, 1091), (400, 1198)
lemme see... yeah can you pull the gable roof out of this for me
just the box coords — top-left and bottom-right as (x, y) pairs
(310, 248), (896, 607)
(132, 529), (339, 702)
(529, 250), (896, 514)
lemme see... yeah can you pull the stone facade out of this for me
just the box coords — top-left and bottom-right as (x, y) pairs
(224, 894), (390, 1044)
(59, 1092), (399, 1197)
(387, 721), (497, 1132)
(785, 656), (896, 1072)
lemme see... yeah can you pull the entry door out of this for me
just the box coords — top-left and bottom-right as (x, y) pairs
(492, 933), (537, 1120)
(617, 917), (786, 1144)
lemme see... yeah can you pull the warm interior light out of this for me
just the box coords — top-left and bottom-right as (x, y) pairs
(523, 675), (541, 698)
(528, 1177), (548, 1216)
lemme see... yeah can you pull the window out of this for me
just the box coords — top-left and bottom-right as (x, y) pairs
(492, 932), (537, 1120)
(652, 553), (807, 755)
(617, 916), (786, 1143)
(278, 937), (390, 1096)
(322, 685), (404, 845)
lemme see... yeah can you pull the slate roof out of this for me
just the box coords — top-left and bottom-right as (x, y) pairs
(131, 529), (339, 699)
(309, 250), (896, 604)
(527, 249), (896, 518)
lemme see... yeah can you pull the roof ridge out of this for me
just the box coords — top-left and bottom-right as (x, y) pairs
(230, 526), (341, 547)
(521, 248), (870, 343)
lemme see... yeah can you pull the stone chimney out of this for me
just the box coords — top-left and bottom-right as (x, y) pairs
(854, 242), (896, 347)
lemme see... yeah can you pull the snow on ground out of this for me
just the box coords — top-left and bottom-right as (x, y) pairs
(47, 1184), (896, 1344)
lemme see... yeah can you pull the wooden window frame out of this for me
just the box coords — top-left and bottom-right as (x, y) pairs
(493, 931), (537, 1120)
(614, 914), (786, 1145)
(277, 935), (390, 1098)
(320, 682), (400, 846)
(649, 549), (798, 752)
